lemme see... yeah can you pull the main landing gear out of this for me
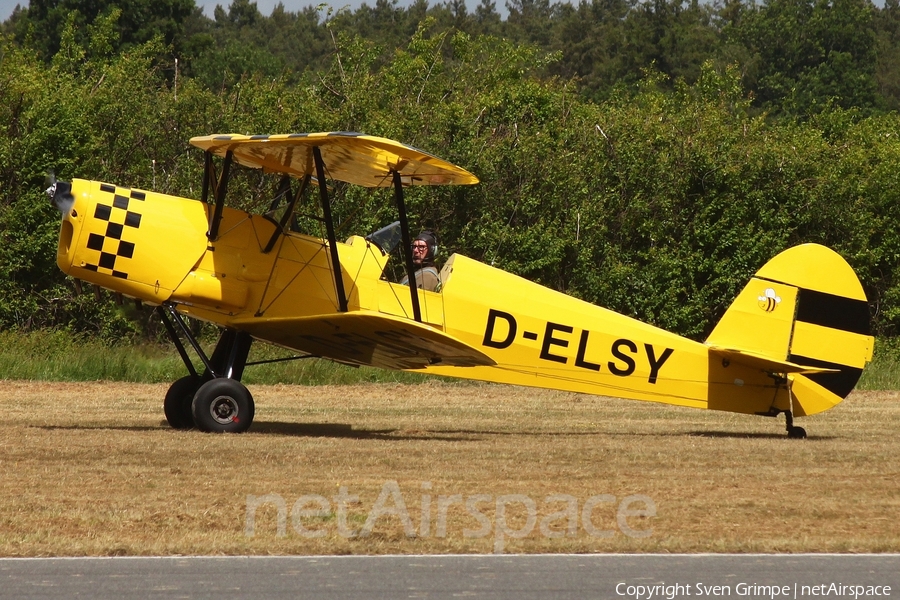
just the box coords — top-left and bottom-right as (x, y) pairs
(159, 306), (255, 433)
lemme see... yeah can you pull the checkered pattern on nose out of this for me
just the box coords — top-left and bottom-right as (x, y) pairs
(84, 184), (145, 280)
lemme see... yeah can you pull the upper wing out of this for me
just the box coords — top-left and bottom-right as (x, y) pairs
(231, 311), (496, 370)
(190, 132), (479, 187)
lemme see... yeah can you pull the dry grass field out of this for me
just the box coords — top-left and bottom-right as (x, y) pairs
(0, 380), (897, 556)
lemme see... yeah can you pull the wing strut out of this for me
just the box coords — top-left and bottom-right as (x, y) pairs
(392, 170), (422, 322)
(201, 150), (212, 204)
(313, 146), (348, 313)
(263, 174), (310, 254)
(207, 150), (233, 242)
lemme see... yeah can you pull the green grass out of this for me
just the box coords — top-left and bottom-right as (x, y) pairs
(856, 349), (900, 390)
(854, 336), (900, 390)
(0, 330), (434, 385)
(2, 329), (898, 389)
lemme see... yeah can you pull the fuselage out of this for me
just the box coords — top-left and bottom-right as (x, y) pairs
(56, 179), (797, 417)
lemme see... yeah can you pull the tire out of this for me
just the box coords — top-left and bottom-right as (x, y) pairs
(164, 375), (202, 430)
(191, 378), (254, 433)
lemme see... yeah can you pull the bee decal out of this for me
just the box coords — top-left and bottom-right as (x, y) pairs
(758, 288), (781, 313)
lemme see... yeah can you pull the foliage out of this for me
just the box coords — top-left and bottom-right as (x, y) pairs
(0, 21), (220, 342)
(7, 0), (900, 111)
(730, 0), (878, 116)
(7, 0), (195, 62)
(874, 0), (900, 112)
(3, 1), (900, 358)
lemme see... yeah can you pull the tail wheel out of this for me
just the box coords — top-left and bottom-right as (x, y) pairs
(788, 426), (807, 439)
(784, 410), (807, 439)
(164, 375), (203, 429)
(191, 378), (254, 433)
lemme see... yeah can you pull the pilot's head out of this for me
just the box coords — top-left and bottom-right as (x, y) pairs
(412, 231), (437, 267)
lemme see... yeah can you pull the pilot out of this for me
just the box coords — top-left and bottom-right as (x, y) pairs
(401, 230), (441, 292)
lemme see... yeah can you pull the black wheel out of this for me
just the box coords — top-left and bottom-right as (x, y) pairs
(788, 426), (807, 439)
(191, 378), (254, 433)
(164, 375), (202, 430)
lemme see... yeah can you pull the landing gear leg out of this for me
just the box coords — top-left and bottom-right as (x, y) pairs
(158, 305), (255, 432)
(784, 410), (807, 439)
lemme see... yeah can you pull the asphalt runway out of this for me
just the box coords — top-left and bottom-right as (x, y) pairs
(1, 554), (898, 599)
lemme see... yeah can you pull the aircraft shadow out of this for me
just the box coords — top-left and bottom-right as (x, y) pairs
(32, 424), (832, 441)
(686, 430), (837, 440)
(252, 426), (835, 441)
(249, 421), (480, 441)
(33, 424), (164, 433)
(418, 428), (835, 441)
(418, 428), (610, 437)
(32, 421), (479, 441)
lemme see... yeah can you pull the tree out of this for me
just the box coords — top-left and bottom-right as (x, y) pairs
(873, 0), (900, 110)
(11, 0), (196, 62)
(504, 0), (555, 46)
(731, 0), (877, 115)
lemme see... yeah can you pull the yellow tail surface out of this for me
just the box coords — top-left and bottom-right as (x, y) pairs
(706, 244), (874, 416)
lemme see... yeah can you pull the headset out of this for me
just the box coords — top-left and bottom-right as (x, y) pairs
(416, 230), (439, 259)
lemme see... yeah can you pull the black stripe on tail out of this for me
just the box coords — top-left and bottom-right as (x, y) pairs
(791, 288), (870, 399)
(795, 288), (870, 335)
(786, 354), (864, 399)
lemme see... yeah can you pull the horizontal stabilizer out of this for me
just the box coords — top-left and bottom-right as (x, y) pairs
(232, 311), (496, 370)
(708, 346), (840, 375)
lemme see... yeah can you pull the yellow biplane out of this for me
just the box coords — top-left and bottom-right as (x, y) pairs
(47, 132), (874, 437)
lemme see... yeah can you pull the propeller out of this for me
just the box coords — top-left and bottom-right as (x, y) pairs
(44, 171), (75, 215)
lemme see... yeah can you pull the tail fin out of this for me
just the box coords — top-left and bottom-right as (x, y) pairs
(706, 244), (874, 416)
